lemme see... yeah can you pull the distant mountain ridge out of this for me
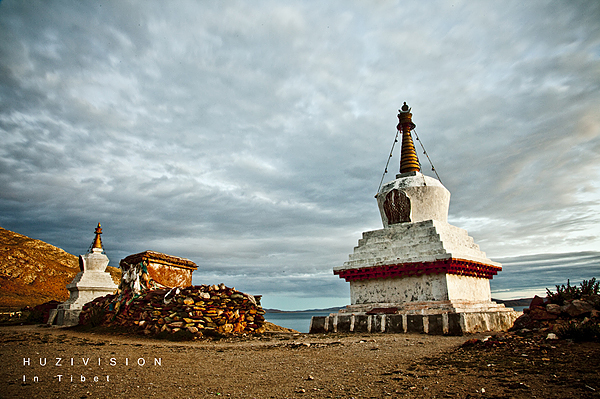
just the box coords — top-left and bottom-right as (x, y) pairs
(493, 298), (532, 307)
(0, 226), (120, 309)
(264, 306), (344, 314)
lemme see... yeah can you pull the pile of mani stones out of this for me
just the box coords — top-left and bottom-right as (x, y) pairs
(78, 283), (266, 338)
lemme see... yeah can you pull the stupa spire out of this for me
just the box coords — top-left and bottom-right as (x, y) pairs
(92, 223), (103, 250)
(397, 102), (420, 174)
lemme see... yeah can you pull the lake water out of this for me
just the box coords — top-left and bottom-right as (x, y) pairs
(265, 311), (332, 333)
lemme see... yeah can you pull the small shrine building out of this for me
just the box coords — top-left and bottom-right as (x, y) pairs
(120, 250), (197, 289)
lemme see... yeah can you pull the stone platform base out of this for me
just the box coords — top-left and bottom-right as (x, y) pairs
(47, 308), (82, 327)
(309, 310), (520, 335)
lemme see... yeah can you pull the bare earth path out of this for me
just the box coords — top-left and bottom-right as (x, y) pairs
(1, 325), (598, 398)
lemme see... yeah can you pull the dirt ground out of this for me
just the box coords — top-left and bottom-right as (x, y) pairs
(0, 324), (598, 399)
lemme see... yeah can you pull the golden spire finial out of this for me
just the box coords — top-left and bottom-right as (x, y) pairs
(397, 102), (420, 173)
(92, 222), (103, 250)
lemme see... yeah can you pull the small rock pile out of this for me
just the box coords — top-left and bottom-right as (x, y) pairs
(26, 300), (62, 323)
(78, 283), (266, 338)
(511, 293), (600, 337)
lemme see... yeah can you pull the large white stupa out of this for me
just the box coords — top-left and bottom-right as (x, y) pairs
(311, 104), (519, 335)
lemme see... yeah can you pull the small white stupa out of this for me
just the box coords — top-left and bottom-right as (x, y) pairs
(311, 104), (519, 334)
(48, 223), (118, 326)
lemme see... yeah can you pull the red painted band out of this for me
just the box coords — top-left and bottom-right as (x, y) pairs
(334, 258), (501, 282)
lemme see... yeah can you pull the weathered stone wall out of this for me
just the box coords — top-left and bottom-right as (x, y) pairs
(147, 261), (193, 288)
(120, 251), (197, 288)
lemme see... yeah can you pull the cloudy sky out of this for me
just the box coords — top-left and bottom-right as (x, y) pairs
(1, 1), (599, 310)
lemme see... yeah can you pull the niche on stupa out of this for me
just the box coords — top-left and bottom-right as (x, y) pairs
(383, 189), (411, 225)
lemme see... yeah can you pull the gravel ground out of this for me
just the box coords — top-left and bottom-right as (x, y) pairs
(0, 324), (598, 398)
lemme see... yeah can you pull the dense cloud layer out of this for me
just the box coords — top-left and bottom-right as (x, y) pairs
(491, 251), (600, 300)
(1, 1), (599, 309)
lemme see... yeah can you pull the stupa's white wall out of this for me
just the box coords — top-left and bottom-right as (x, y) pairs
(446, 274), (492, 302)
(349, 273), (492, 305)
(350, 274), (449, 304)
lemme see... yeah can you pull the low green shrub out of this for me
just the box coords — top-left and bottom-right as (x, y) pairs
(546, 277), (598, 305)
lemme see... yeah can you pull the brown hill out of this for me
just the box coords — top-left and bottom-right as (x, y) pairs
(0, 227), (121, 310)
